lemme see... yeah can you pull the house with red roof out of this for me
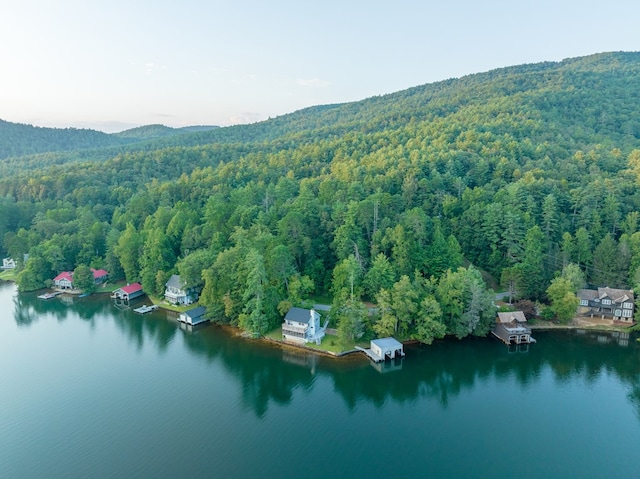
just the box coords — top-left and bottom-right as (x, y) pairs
(53, 271), (74, 289)
(91, 268), (108, 284)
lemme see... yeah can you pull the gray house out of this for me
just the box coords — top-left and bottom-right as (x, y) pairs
(282, 307), (326, 345)
(577, 287), (635, 322)
(164, 274), (199, 305)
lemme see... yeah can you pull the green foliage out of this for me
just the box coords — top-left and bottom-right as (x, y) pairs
(547, 277), (579, 323)
(72, 265), (96, 293)
(436, 267), (495, 339)
(4, 52), (640, 343)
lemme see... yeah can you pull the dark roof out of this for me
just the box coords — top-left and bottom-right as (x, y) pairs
(284, 307), (314, 324)
(598, 287), (634, 303)
(165, 274), (184, 289)
(578, 289), (598, 301)
(579, 287), (635, 303)
(184, 306), (206, 319)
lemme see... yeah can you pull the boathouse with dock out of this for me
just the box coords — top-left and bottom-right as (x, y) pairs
(492, 311), (535, 345)
(111, 283), (144, 301)
(356, 337), (405, 363)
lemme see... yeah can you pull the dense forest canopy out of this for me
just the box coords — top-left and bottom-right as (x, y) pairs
(2, 51), (640, 343)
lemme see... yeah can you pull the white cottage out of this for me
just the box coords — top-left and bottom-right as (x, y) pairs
(2, 258), (16, 270)
(282, 307), (326, 345)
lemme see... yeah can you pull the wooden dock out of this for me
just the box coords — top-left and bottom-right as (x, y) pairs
(133, 304), (159, 314)
(355, 346), (384, 362)
(38, 291), (62, 300)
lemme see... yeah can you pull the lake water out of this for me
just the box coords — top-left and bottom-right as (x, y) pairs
(1, 280), (639, 479)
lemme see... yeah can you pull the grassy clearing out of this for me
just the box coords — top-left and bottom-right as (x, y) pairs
(94, 280), (128, 294)
(264, 326), (368, 355)
(147, 296), (194, 313)
(0, 269), (18, 282)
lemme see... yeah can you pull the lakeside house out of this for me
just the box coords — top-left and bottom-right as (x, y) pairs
(178, 306), (208, 325)
(91, 268), (108, 284)
(2, 258), (16, 270)
(111, 283), (144, 301)
(282, 307), (327, 345)
(164, 274), (199, 305)
(53, 268), (109, 290)
(491, 311), (535, 345)
(356, 337), (405, 364)
(53, 271), (74, 289)
(577, 287), (635, 322)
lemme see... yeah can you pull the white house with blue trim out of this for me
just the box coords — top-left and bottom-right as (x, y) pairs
(282, 307), (326, 345)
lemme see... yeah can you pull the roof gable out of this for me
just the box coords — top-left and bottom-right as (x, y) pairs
(120, 283), (142, 294)
(54, 271), (73, 282)
(497, 311), (527, 324)
(185, 306), (206, 318)
(284, 307), (315, 324)
(165, 274), (184, 289)
(597, 287), (634, 303)
(91, 268), (108, 278)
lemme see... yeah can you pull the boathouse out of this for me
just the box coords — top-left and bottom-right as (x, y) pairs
(179, 306), (208, 325)
(492, 311), (535, 345)
(111, 283), (144, 301)
(282, 307), (327, 345)
(356, 337), (405, 363)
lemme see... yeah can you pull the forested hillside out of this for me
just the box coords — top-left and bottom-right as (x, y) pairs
(0, 120), (131, 160)
(2, 51), (640, 344)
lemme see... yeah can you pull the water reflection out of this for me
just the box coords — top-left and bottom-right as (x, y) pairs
(8, 284), (640, 421)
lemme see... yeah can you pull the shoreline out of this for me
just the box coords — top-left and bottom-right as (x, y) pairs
(5, 279), (637, 349)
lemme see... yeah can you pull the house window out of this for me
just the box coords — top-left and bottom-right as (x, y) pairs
(580, 300), (588, 306)
(623, 309), (633, 318)
(594, 298), (600, 303)
(602, 299), (611, 305)
(623, 302), (633, 309)
(614, 309), (622, 317)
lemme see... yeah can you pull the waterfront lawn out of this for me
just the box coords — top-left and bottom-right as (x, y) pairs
(147, 296), (194, 313)
(94, 280), (128, 294)
(264, 326), (367, 354)
(0, 269), (18, 282)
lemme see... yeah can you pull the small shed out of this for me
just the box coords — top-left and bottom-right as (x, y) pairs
(179, 306), (208, 325)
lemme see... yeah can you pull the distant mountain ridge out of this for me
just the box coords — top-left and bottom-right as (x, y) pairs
(1, 51), (639, 171)
(0, 120), (219, 160)
(113, 124), (218, 140)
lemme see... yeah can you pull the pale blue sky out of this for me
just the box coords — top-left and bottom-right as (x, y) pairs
(1, 0), (638, 132)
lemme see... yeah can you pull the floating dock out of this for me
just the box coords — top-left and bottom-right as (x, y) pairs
(133, 304), (159, 314)
(38, 291), (62, 300)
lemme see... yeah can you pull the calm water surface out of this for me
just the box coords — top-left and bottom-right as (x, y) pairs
(1, 281), (639, 478)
